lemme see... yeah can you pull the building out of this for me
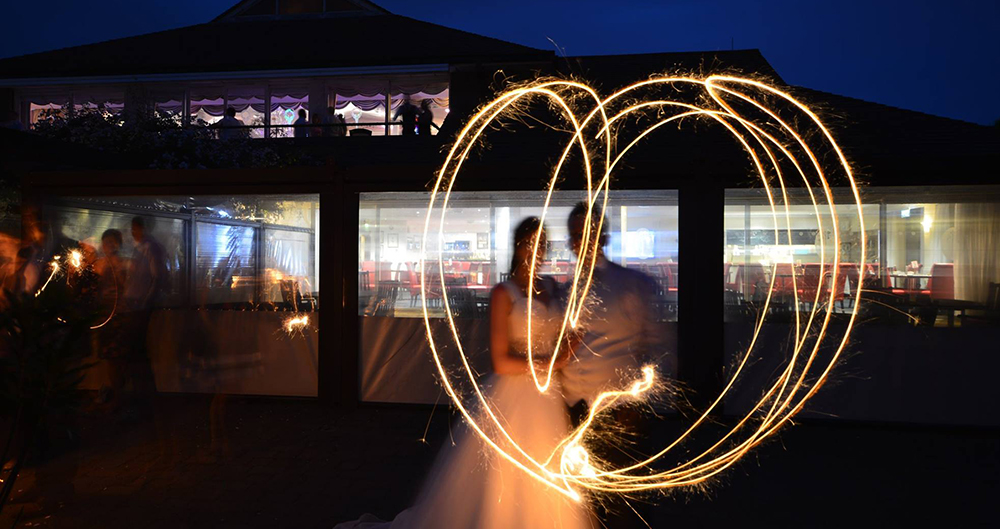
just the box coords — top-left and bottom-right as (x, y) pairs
(1, 0), (998, 427)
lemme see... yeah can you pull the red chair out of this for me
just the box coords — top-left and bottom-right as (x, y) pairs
(925, 263), (954, 300)
(797, 263), (825, 304)
(666, 263), (679, 292)
(771, 263), (797, 297)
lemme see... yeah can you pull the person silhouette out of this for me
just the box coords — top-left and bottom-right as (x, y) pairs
(393, 96), (418, 135)
(417, 99), (438, 136)
(294, 109), (310, 138)
(216, 107), (243, 140)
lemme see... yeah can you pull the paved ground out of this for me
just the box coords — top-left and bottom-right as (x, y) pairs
(1, 395), (997, 528)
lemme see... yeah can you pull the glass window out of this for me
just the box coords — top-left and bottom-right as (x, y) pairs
(151, 90), (184, 125)
(358, 190), (677, 403)
(189, 89), (225, 126)
(723, 187), (1000, 427)
(389, 87), (448, 136)
(27, 94), (69, 125)
(48, 206), (187, 307)
(270, 89), (308, 138)
(43, 194), (320, 398)
(724, 190), (878, 315)
(886, 201), (1000, 305)
(228, 86), (266, 138)
(73, 90), (125, 120)
(337, 93), (386, 136)
(195, 222), (257, 305)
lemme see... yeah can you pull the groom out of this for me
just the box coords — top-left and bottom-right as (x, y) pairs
(560, 201), (663, 527)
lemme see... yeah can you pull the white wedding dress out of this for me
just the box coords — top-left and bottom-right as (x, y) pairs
(335, 280), (593, 529)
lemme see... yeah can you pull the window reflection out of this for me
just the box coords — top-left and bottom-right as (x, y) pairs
(357, 190), (679, 404)
(43, 194), (320, 397)
(724, 188), (1000, 326)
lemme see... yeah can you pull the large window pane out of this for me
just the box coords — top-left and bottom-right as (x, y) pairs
(228, 86), (266, 138)
(190, 89), (225, 126)
(270, 88), (309, 138)
(724, 190), (878, 316)
(49, 206), (187, 307)
(42, 194), (320, 397)
(358, 190), (677, 404)
(723, 187), (1000, 428)
(195, 222), (256, 305)
(337, 93), (386, 136)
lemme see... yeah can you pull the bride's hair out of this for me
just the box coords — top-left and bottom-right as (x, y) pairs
(509, 216), (544, 278)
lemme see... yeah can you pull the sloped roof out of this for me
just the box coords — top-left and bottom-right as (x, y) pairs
(788, 87), (1000, 183)
(0, 14), (551, 80)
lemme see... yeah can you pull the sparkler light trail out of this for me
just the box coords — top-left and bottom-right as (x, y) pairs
(420, 74), (866, 501)
(34, 256), (61, 297)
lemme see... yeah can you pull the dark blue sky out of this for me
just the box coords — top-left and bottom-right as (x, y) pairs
(3, 0), (998, 125)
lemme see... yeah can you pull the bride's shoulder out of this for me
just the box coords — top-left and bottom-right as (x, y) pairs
(492, 281), (518, 300)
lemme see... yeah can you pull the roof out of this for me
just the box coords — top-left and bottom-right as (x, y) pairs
(789, 87), (1000, 183)
(0, 14), (551, 81)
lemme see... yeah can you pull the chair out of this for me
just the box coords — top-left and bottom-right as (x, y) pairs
(368, 280), (399, 316)
(925, 263), (954, 300)
(350, 128), (373, 137)
(665, 263), (679, 292)
(358, 270), (371, 292)
(987, 282), (1000, 311)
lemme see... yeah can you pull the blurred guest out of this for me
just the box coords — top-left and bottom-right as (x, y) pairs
(311, 112), (324, 137)
(294, 109), (310, 138)
(322, 106), (338, 137)
(216, 107), (244, 140)
(92, 229), (130, 407)
(418, 99), (438, 136)
(120, 217), (167, 415)
(393, 96), (418, 135)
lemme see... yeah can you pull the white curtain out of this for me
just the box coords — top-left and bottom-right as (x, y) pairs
(954, 202), (1000, 303)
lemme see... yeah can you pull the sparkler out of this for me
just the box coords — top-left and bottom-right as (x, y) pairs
(420, 75), (865, 501)
(283, 314), (310, 335)
(34, 256), (60, 297)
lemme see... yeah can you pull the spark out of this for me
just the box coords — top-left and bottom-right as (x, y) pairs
(419, 75), (865, 500)
(68, 249), (83, 271)
(284, 314), (310, 334)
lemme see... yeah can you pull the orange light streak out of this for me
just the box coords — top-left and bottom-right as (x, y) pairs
(420, 75), (865, 500)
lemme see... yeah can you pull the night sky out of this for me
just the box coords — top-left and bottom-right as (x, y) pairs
(3, 0), (998, 125)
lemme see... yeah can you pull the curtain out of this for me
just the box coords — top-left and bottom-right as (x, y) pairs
(954, 202), (1000, 303)
(335, 93), (386, 112)
(270, 93), (309, 113)
(389, 89), (450, 110)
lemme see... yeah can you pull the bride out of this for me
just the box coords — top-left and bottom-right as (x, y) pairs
(336, 217), (594, 529)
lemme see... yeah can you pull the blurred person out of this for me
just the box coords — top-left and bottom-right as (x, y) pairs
(417, 99), (438, 136)
(560, 201), (664, 529)
(215, 106), (244, 140)
(393, 96), (418, 135)
(334, 217), (594, 529)
(310, 112), (324, 137)
(336, 113), (348, 136)
(322, 106), (339, 137)
(294, 108), (310, 138)
(119, 217), (166, 415)
(92, 229), (130, 407)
